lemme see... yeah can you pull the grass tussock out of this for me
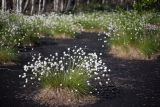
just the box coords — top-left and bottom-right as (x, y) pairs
(0, 48), (17, 64)
(21, 48), (110, 106)
(110, 45), (146, 60)
(109, 11), (160, 59)
(40, 67), (91, 95)
(33, 88), (97, 107)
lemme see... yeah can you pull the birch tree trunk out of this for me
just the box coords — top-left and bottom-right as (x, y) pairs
(2, 0), (6, 12)
(23, 0), (29, 12)
(87, 0), (90, 5)
(19, 0), (22, 13)
(38, 0), (41, 14)
(66, 0), (72, 11)
(12, 0), (16, 12)
(41, 0), (45, 13)
(16, 0), (18, 13)
(60, 0), (64, 12)
(102, 0), (105, 4)
(2, 0), (4, 11)
(31, 0), (34, 15)
(54, 0), (59, 12)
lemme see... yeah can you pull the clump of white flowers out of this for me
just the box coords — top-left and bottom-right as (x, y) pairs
(20, 46), (111, 94)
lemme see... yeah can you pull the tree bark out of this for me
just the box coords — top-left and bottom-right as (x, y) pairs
(31, 0), (34, 15)
(66, 0), (72, 11)
(54, 0), (59, 12)
(60, 0), (64, 12)
(38, 0), (41, 14)
(23, 0), (29, 12)
(2, 0), (6, 12)
(87, 0), (90, 5)
(16, 0), (18, 12)
(41, 0), (45, 12)
(19, 0), (22, 12)
(102, 0), (105, 4)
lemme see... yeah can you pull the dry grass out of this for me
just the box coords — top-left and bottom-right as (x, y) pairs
(81, 28), (106, 33)
(33, 88), (98, 107)
(109, 45), (148, 60)
(53, 33), (74, 39)
(0, 48), (17, 64)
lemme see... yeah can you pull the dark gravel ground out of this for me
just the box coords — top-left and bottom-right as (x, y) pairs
(0, 32), (160, 107)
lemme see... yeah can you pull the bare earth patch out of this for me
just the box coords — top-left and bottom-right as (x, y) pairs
(32, 88), (98, 107)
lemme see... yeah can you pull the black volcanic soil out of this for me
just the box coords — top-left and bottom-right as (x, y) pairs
(0, 32), (160, 107)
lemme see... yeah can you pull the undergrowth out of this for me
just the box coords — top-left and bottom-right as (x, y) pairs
(0, 10), (160, 60)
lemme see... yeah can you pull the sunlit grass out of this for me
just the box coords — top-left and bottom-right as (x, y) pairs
(21, 47), (110, 96)
(41, 66), (91, 95)
(109, 11), (160, 58)
(1, 10), (160, 60)
(138, 30), (160, 57)
(0, 47), (17, 64)
(148, 14), (160, 25)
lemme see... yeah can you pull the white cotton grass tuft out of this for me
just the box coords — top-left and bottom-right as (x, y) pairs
(20, 47), (111, 96)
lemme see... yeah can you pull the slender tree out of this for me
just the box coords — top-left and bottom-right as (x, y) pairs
(38, 0), (41, 14)
(41, 0), (45, 12)
(66, 0), (72, 11)
(19, 0), (22, 12)
(16, 0), (22, 13)
(23, 0), (29, 12)
(31, 0), (34, 15)
(87, 0), (90, 5)
(16, 0), (18, 12)
(102, 0), (105, 4)
(2, 0), (6, 12)
(60, 0), (64, 12)
(54, 0), (59, 12)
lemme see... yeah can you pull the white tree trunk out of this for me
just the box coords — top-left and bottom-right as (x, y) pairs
(16, 0), (22, 13)
(60, 0), (64, 12)
(2, 0), (6, 12)
(102, 0), (105, 4)
(31, 0), (34, 15)
(19, 0), (22, 12)
(54, 0), (59, 12)
(2, 0), (5, 11)
(66, 0), (71, 11)
(77, 0), (80, 6)
(41, 0), (45, 12)
(16, 0), (18, 13)
(38, 0), (42, 14)
(23, 0), (29, 12)
(87, 0), (90, 5)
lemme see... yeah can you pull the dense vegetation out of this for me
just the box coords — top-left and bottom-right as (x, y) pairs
(0, 10), (160, 63)
(0, 1), (160, 106)
(0, 0), (160, 15)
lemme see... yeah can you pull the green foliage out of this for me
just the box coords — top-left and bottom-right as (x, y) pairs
(75, 14), (101, 30)
(138, 30), (160, 57)
(75, 2), (111, 12)
(0, 47), (17, 64)
(148, 13), (160, 24)
(110, 11), (160, 57)
(40, 66), (91, 95)
(53, 21), (77, 36)
(1, 11), (160, 60)
(134, 0), (158, 11)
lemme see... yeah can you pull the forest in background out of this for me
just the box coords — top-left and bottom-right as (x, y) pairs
(0, 0), (160, 14)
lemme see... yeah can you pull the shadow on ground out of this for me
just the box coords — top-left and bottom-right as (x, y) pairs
(0, 32), (160, 107)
